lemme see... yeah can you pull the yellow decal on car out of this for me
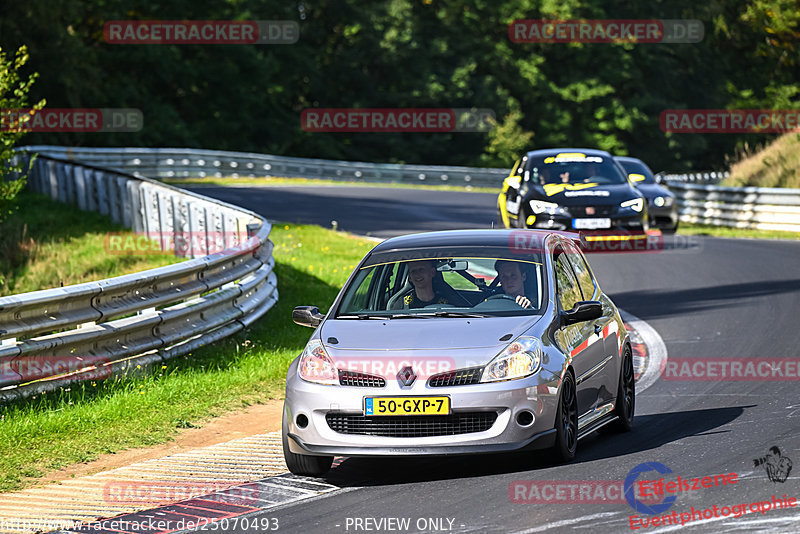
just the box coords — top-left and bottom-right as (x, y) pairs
(544, 153), (603, 164)
(543, 182), (599, 196)
(629, 173), (646, 182)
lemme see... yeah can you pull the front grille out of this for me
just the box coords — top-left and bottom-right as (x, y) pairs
(569, 205), (614, 217)
(325, 412), (498, 437)
(338, 370), (386, 388)
(428, 367), (484, 387)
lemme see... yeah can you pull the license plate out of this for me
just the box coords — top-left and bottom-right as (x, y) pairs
(364, 396), (450, 416)
(573, 218), (611, 229)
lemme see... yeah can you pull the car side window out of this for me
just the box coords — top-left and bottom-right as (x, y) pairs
(565, 244), (597, 300)
(555, 251), (582, 312)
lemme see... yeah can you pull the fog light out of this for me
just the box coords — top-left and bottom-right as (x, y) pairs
(516, 410), (534, 427)
(296, 414), (309, 428)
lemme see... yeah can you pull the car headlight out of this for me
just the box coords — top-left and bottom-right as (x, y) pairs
(664, 196), (675, 207)
(620, 198), (644, 213)
(481, 337), (542, 383)
(298, 339), (338, 385)
(653, 196), (665, 207)
(529, 199), (560, 214)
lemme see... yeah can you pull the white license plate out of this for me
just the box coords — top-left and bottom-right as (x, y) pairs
(573, 218), (611, 229)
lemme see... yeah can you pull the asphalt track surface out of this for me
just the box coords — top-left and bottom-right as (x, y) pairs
(186, 185), (800, 533)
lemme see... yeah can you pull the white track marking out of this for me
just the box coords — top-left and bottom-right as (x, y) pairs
(620, 309), (667, 393)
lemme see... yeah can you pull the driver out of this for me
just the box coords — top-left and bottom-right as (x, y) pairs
(494, 260), (533, 309)
(400, 260), (451, 308)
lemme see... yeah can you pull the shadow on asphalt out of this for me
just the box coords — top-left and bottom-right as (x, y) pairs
(609, 279), (800, 318)
(318, 405), (752, 487)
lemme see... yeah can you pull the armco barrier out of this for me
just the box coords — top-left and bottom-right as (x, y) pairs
(0, 152), (277, 402)
(668, 182), (800, 232)
(19, 145), (510, 187)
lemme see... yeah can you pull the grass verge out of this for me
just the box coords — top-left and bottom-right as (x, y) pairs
(0, 223), (373, 493)
(724, 132), (800, 188)
(677, 222), (800, 240)
(163, 175), (499, 193)
(0, 192), (178, 296)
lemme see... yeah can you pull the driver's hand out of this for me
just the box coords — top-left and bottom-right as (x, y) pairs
(515, 295), (532, 308)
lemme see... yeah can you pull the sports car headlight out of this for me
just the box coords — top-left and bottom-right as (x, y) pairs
(653, 196), (665, 207)
(530, 200), (565, 215)
(620, 198), (644, 212)
(664, 196), (675, 207)
(298, 339), (338, 385)
(481, 337), (542, 383)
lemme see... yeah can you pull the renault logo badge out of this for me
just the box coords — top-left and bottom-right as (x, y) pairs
(397, 366), (416, 386)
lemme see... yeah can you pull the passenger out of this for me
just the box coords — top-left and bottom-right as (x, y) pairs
(494, 260), (533, 308)
(401, 260), (451, 308)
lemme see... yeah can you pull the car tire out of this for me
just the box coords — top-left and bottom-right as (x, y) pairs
(552, 370), (578, 462)
(611, 344), (635, 432)
(282, 416), (333, 477)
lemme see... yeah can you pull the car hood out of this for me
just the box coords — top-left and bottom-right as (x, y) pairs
(634, 183), (674, 199)
(320, 315), (542, 352)
(527, 183), (640, 206)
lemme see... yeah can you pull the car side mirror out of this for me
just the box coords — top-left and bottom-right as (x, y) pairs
(292, 306), (325, 328)
(560, 301), (602, 326)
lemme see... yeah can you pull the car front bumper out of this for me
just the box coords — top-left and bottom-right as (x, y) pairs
(283, 360), (561, 457)
(527, 212), (646, 232)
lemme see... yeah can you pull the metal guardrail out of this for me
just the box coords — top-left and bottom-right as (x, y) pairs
(658, 171), (730, 185)
(20, 145), (511, 188)
(0, 152), (278, 402)
(668, 182), (800, 232)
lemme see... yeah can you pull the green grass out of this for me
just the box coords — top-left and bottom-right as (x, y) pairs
(163, 175), (499, 193)
(723, 132), (800, 188)
(0, 223), (374, 493)
(0, 192), (178, 296)
(677, 222), (800, 240)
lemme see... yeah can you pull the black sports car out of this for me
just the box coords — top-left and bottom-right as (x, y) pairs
(614, 156), (679, 233)
(498, 148), (648, 234)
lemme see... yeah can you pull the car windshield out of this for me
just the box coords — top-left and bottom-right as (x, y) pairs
(335, 247), (546, 318)
(528, 153), (628, 186)
(617, 159), (656, 184)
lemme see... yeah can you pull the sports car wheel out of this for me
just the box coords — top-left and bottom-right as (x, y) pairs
(611, 345), (635, 432)
(282, 414), (333, 476)
(553, 371), (578, 462)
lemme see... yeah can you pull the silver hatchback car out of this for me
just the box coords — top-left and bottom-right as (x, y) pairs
(283, 229), (634, 476)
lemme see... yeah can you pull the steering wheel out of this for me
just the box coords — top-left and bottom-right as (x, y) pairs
(486, 294), (517, 302)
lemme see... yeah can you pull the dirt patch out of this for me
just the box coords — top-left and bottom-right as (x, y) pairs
(39, 398), (284, 485)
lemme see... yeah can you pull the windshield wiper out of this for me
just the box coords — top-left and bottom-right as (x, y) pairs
(337, 313), (430, 320)
(432, 311), (489, 318)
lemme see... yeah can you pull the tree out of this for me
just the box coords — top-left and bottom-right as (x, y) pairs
(0, 45), (45, 223)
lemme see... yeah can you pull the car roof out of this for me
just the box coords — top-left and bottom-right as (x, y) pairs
(371, 229), (569, 253)
(524, 147), (612, 159)
(613, 156), (645, 164)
